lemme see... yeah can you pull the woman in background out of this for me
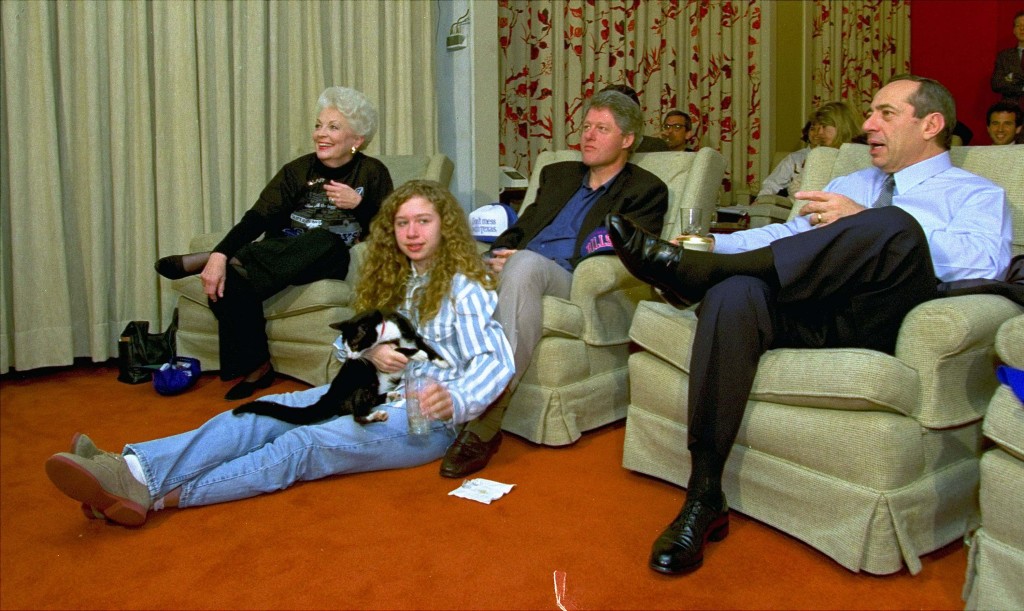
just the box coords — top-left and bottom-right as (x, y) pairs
(46, 180), (514, 527)
(757, 100), (862, 198)
(155, 86), (393, 400)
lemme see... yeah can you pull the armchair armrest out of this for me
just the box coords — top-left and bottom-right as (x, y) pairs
(895, 294), (1024, 428)
(345, 242), (368, 289)
(996, 314), (1024, 369)
(752, 193), (794, 210)
(738, 195), (793, 227)
(568, 255), (655, 346)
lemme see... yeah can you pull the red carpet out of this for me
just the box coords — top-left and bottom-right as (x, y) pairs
(1, 362), (967, 609)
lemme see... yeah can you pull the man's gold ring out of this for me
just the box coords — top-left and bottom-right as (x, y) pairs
(816, 213), (822, 224)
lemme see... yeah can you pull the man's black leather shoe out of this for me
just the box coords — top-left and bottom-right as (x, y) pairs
(440, 430), (502, 478)
(606, 214), (691, 307)
(649, 497), (729, 575)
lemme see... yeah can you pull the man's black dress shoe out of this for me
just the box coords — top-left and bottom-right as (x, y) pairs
(224, 367), (275, 400)
(439, 430), (502, 478)
(606, 214), (691, 307)
(649, 497), (729, 575)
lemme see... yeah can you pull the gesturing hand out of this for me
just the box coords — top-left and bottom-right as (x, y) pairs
(793, 190), (866, 227)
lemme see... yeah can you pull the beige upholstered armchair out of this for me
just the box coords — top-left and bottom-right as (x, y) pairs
(500, 148), (725, 446)
(963, 314), (1024, 609)
(623, 144), (1024, 574)
(173, 153), (453, 386)
(744, 150), (799, 228)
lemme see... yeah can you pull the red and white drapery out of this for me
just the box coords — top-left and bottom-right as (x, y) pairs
(498, 0), (909, 195)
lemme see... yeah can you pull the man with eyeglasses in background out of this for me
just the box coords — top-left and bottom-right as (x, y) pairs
(661, 109), (695, 152)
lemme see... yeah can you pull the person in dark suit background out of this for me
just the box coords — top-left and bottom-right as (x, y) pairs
(439, 89), (670, 479)
(991, 10), (1024, 106)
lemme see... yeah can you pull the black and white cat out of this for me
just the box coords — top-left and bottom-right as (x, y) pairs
(232, 310), (449, 425)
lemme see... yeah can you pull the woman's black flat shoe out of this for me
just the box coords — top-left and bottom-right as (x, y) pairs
(156, 251), (213, 280)
(224, 368), (275, 400)
(155, 256), (191, 280)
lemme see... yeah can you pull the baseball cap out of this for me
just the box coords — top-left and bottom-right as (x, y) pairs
(470, 203), (518, 243)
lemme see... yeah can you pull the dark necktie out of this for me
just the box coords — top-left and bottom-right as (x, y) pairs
(872, 174), (895, 208)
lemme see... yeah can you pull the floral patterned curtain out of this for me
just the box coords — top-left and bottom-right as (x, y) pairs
(499, 0), (762, 196)
(809, 0), (911, 114)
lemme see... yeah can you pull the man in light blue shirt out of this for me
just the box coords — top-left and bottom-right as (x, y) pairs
(607, 75), (1014, 576)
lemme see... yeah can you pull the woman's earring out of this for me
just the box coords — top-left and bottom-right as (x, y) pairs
(351, 146), (358, 155)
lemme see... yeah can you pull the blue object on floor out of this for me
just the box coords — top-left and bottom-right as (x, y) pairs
(996, 365), (1024, 404)
(153, 356), (202, 396)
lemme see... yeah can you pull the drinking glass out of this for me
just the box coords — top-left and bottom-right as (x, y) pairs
(404, 374), (436, 435)
(678, 208), (712, 251)
(680, 208), (705, 236)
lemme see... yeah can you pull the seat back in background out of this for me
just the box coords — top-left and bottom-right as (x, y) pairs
(377, 154), (454, 189)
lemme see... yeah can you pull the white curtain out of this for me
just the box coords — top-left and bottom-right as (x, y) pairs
(0, 0), (437, 373)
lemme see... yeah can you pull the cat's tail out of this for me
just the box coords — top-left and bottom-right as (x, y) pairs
(232, 400), (335, 425)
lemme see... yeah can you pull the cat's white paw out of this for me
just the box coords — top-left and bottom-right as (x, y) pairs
(432, 357), (452, 369)
(365, 409), (389, 422)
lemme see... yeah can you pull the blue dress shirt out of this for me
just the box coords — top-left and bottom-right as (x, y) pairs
(526, 173), (613, 271)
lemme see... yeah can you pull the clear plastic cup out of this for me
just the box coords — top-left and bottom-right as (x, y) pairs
(404, 374), (435, 435)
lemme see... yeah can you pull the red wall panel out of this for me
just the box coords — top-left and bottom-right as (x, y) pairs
(911, 0), (1024, 144)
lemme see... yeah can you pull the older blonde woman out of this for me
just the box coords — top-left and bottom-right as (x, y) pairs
(155, 86), (394, 399)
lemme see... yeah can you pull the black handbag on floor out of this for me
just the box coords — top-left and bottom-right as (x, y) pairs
(117, 310), (178, 384)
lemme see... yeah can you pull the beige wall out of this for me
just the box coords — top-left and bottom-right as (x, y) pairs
(437, 0), (500, 210)
(767, 1), (813, 164)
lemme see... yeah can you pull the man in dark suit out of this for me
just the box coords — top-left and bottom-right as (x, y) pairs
(439, 89), (669, 478)
(991, 10), (1024, 106)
